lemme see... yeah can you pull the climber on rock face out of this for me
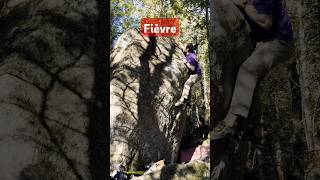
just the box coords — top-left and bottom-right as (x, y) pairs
(211, 0), (294, 139)
(175, 43), (202, 107)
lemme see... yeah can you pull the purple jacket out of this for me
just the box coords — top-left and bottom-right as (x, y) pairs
(249, 0), (293, 41)
(186, 52), (202, 75)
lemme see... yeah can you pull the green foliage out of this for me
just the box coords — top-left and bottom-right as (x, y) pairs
(111, 0), (140, 44)
(111, 0), (210, 51)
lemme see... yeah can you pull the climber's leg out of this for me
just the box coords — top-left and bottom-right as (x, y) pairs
(175, 74), (201, 106)
(229, 39), (293, 118)
(211, 39), (293, 140)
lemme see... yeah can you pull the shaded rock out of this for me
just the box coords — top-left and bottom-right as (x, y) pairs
(110, 29), (190, 171)
(210, 0), (255, 63)
(209, 0), (255, 179)
(0, 1), (106, 179)
(209, 0), (255, 119)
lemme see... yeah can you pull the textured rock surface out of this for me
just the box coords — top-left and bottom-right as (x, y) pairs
(0, 1), (106, 180)
(209, 0), (255, 118)
(110, 29), (190, 171)
(209, 0), (255, 178)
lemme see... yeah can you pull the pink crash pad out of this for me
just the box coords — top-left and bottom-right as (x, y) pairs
(180, 145), (210, 163)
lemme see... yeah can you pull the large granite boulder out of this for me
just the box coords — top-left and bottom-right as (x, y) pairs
(110, 29), (190, 171)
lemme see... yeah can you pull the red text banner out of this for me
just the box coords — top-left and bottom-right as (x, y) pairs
(140, 18), (180, 37)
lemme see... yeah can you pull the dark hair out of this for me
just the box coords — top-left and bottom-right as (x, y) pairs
(186, 43), (197, 53)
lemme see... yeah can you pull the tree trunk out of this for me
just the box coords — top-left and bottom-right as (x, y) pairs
(295, 0), (320, 178)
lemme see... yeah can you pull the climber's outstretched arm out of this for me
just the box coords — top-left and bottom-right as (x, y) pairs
(233, 0), (273, 30)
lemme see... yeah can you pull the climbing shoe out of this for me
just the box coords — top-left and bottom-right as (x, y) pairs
(210, 122), (234, 140)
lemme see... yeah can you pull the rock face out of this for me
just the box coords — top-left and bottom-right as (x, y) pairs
(209, 0), (256, 178)
(0, 1), (106, 180)
(110, 29), (190, 171)
(209, 0), (255, 118)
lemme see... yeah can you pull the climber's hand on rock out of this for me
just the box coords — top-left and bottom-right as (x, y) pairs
(233, 0), (248, 8)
